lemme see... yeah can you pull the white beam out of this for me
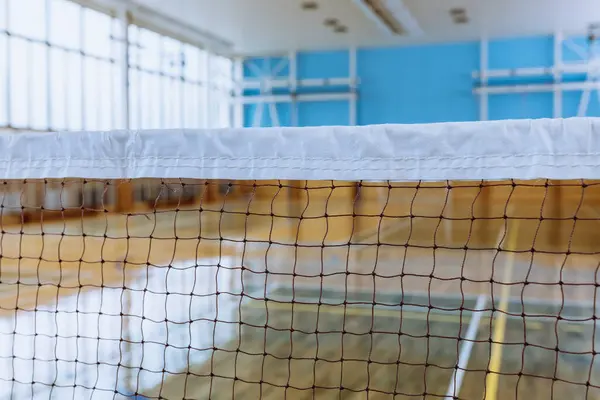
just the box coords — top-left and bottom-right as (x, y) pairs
(241, 77), (355, 90)
(351, 0), (423, 36)
(380, 0), (423, 35)
(352, 0), (396, 36)
(271, 57), (289, 78)
(234, 93), (357, 105)
(245, 60), (265, 79)
(474, 81), (600, 94)
(472, 62), (599, 79)
(577, 86), (591, 116)
(564, 38), (588, 60)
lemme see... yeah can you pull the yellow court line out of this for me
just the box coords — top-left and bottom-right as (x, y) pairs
(485, 220), (519, 400)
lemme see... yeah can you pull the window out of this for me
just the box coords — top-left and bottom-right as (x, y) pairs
(0, 0), (233, 132)
(0, 0), (124, 131)
(128, 25), (233, 130)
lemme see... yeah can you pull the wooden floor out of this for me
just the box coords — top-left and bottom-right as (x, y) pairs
(0, 179), (599, 399)
(151, 301), (600, 400)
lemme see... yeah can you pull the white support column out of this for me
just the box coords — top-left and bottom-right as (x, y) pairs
(474, 31), (600, 118)
(252, 63), (265, 128)
(205, 53), (211, 128)
(247, 58), (264, 128)
(134, 26), (142, 129)
(232, 57), (244, 128)
(266, 57), (280, 127)
(479, 37), (489, 121)
(4, 0), (10, 127)
(45, 0), (52, 130)
(553, 31), (563, 119)
(577, 34), (595, 117)
(248, 56), (288, 128)
(109, 8), (116, 129)
(26, 33), (33, 127)
(179, 42), (185, 127)
(349, 46), (358, 126)
(118, 8), (131, 129)
(79, 6), (86, 130)
(158, 37), (165, 128)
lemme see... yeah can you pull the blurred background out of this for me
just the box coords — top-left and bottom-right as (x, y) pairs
(2, 0), (600, 134)
(2, 2), (600, 399)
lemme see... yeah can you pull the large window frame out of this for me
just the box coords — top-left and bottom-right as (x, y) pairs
(0, 0), (235, 132)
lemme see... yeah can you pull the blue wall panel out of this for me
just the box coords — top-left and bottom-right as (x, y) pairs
(563, 91), (600, 117)
(489, 93), (553, 120)
(298, 50), (350, 79)
(298, 101), (349, 127)
(486, 36), (554, 120)
(243, 35), (599, 127)
(489, 36), (553, 69)
(358, 42), (479, 125)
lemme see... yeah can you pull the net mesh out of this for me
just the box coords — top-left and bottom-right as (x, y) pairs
(0, 177), (599, 399)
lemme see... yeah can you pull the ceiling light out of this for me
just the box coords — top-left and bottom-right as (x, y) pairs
(353, 0), (422, 36)
(301, 1), (318, 10)
(449, 8), (469, 24)
(324, 18), (339, 27)
(450, 8), (466, 17)
(454, 15), (469, 24)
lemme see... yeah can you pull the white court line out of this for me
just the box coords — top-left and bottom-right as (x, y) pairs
(444, 294), (487, 399)
(445, 224), (506, 399)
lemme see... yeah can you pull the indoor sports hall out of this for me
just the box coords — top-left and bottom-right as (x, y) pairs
(1, 1), (600, 399)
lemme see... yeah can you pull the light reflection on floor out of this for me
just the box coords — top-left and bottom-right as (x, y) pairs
(0, 256), (241, 400)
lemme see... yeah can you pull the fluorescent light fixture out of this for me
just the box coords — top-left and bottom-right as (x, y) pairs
(301, 1), (319, 10)
(353, 0), (422, 36)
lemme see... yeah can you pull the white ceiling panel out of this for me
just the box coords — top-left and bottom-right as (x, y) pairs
(130, 0), (600, 55)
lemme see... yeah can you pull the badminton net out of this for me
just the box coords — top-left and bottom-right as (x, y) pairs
(0, 118), (599, 399)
